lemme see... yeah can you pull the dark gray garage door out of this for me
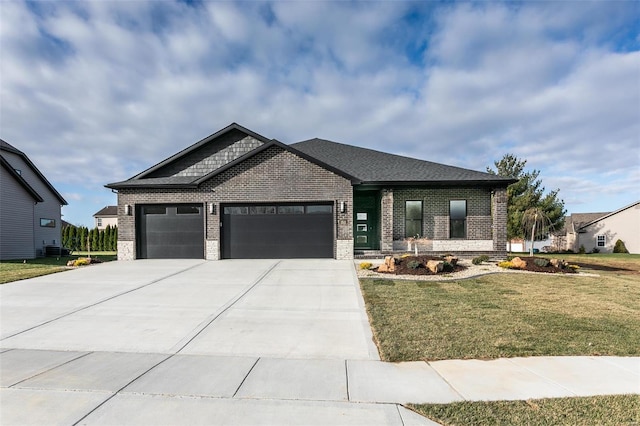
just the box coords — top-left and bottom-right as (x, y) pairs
(137, 204), (204, 259)
(222, 203), (334, 259)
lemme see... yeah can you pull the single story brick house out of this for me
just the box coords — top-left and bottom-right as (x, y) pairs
(106, 123), (514, 260)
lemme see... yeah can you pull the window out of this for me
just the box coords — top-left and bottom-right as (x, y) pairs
(405, 201), (422, 238)
(97, 218), (103, 227)
(450, 200), (466, 238)
(277, 205), (304, 215)
(597, 235), (606, 247)
(224, 206), (248, 215)
(249, 206), (276, 215)
(177, 206), (200, 214)
(143, 206), (166, 215)
(40, 218), (55, 228)
(305, 205), (332, 214)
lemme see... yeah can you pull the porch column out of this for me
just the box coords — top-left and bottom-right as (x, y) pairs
(492, 187), (508, 256)
(381, 188), (394, 252)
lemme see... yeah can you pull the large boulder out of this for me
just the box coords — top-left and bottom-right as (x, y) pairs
(444, 255), (458, 266)
(426, 260), (444, 273)
(511, 257), (527, 269)
(377, 256), (396, 273)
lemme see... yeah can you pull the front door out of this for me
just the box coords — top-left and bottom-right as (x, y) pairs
(353, 192), (379, 250)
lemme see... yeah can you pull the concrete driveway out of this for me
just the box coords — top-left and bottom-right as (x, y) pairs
(2, 259), (439, 425)
(0, 259), (378, 359)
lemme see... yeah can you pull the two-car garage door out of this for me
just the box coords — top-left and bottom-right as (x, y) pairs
(221, 203), (334, 259)
(136, 203), (334, 259)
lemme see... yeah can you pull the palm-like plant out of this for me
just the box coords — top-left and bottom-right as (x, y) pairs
(522, 207), (554, 256)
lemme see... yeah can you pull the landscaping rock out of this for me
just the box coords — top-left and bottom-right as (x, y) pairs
(377, 256), (396, 273)
(511, 257), (527, 269)
(550, 258), (568, 269)
(426, 260), (444, 273)
(444, 255), (458, 266)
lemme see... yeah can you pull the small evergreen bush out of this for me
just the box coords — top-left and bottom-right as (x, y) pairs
(613, 239), (629, 253)
(534, 258), (550, 267)
(472, 255), (490, 265)
(407, 260), (421, 269)
(359, 262), (373, 270)
(498, 261), (517, 269)
(579, 245), (586, 254)
(442, 261), (454, 272)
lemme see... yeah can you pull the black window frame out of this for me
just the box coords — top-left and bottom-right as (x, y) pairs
(40, 218), (56, 228)
(405, 200), (423, 238)
(449, 200), (467, 239)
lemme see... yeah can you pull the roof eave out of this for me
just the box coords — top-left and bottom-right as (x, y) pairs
(356, 179), (516, 187)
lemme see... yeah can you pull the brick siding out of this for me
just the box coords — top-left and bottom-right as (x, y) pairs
(118, 145), (353, 260)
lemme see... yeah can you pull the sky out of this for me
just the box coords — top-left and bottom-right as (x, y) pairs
(1, 0), (639, 227)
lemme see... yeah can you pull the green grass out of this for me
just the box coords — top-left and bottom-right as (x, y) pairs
(409, 395), (639, 426)
(360, 258), (640, 361)
(0, 253), (117, 284)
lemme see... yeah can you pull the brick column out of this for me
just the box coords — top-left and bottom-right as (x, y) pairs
(492, 187), (508, 256)
(381, 188), (394, 252)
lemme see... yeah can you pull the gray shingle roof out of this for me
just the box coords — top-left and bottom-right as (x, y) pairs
(0, 139), (68, 205)
(93, 206), (118, 217)
(106, 124), (515, 189)
(291, 139), (514, 185)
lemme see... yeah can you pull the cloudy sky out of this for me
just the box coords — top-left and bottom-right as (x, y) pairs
(1, 0), (638, 227)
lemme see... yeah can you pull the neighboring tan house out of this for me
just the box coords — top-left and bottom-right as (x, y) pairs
(106, 123), (514, 261)
(571, 201), (639, 254)
(551, 212), (609, 252)
(0, 140), (68, 260)
(93, 206), (118, 230)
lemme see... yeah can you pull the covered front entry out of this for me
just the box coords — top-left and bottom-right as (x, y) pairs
(221, 203), (334, 259)
(136, 204), (205, 259)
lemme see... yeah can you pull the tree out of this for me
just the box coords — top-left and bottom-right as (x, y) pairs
(487, 154), (566, 244)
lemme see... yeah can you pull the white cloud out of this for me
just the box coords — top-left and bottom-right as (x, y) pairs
(0, 0), (638, 226)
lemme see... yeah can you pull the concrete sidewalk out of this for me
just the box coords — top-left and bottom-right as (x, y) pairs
(1, 348), (638, 425)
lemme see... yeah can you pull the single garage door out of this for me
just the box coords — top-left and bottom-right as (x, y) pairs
(222, 203), (334, 259)
(137, 204), (204, 259)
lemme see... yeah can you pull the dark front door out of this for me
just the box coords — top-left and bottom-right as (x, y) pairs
(137, 204), (205, 259)
(221, 203), (334, 259)
(353, 192), (379, 250)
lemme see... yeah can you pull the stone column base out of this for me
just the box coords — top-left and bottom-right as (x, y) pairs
(336, 239), (354, 260)
(117, 241), (135, 261)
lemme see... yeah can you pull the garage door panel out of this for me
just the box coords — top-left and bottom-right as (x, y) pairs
(222, 204), (333, 259)
(137, 205), (204, 259)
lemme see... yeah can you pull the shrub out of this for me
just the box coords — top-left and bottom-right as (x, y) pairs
(534, 258), (550, 267)
(591, 248), (600, 254)
(359, 262), (373, 270)
(579, 245), (586, 254)
(73, 258), (90, 267)
(472, 255), (490, 265)
(442, 261), (454, 272)
(613, 239), (629, 253)
(498, 261), (517, 269)
(568, 264), (580, 271)
(400, 253), (412, 259)
(407, 260), (421, 270)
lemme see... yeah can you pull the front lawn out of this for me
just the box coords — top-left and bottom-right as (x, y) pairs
(409, 394), (639, 426)
(0, 253), (117, 284)
(360, 256), (640, 361)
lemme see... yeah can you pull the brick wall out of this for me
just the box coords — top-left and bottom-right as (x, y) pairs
(392, 187), (493, 240)
(118, 145), (353, 259)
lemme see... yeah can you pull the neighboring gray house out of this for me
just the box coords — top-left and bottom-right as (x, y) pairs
(0, 140), (68, 260)
(106, 123), (514, 260)
(93, 206), (118, 230)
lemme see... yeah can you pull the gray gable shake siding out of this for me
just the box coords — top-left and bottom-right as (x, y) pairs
(107, 123), (513, 260)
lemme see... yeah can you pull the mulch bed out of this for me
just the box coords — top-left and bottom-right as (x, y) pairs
(510, 256), (576, 274)
(375, 256), (467, 276)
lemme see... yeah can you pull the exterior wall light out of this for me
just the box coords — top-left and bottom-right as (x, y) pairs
(209, 202), (216, 215)
(340, 201), (346, 213)
(124, 205), (131, 216)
